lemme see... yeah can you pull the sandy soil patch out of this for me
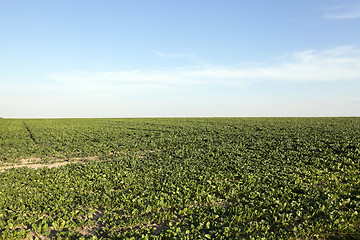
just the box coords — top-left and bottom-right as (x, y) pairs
(0, 156), (99, 173)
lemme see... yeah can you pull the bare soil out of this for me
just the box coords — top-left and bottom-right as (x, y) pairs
(0, 156), (99, 173)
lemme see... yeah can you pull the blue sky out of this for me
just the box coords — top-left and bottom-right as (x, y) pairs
(1, 0), (360, 117)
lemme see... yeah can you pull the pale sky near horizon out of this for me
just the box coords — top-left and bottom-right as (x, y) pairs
(1, 0), (360, 118)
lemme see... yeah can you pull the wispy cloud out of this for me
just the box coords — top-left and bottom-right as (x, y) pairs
(325, 4), (360, 19)
(331, 5), (343, 10)
(325, 12), (360, 19)
(155, 51), (198, 61)
(3, 46), (360, 94)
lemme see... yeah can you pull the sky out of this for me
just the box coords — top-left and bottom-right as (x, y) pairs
(1, 0), (360, 118)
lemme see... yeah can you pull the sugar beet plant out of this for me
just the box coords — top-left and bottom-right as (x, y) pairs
(0, 117), (359, 239)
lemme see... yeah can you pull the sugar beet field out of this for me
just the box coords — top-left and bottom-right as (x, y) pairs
(0, 117), (359, 240)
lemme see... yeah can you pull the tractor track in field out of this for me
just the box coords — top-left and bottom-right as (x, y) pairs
(23, 121), (37, 145)
(0, 156), (100, 173)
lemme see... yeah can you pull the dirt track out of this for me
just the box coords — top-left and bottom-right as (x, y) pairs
(0, 157), (98, 173)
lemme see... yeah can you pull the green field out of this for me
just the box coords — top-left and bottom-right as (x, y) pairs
(0, 117), (359, 239)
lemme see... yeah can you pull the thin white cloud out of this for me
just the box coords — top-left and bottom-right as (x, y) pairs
(3, 46), (360, 94)
(155, 51), (197, 59)
(325, 12), (360, 19)
(325, 4), (360, 19)
(331, 5), (343, 10)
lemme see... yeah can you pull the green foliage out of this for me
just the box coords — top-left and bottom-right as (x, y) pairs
(0, 117), (359, 239)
